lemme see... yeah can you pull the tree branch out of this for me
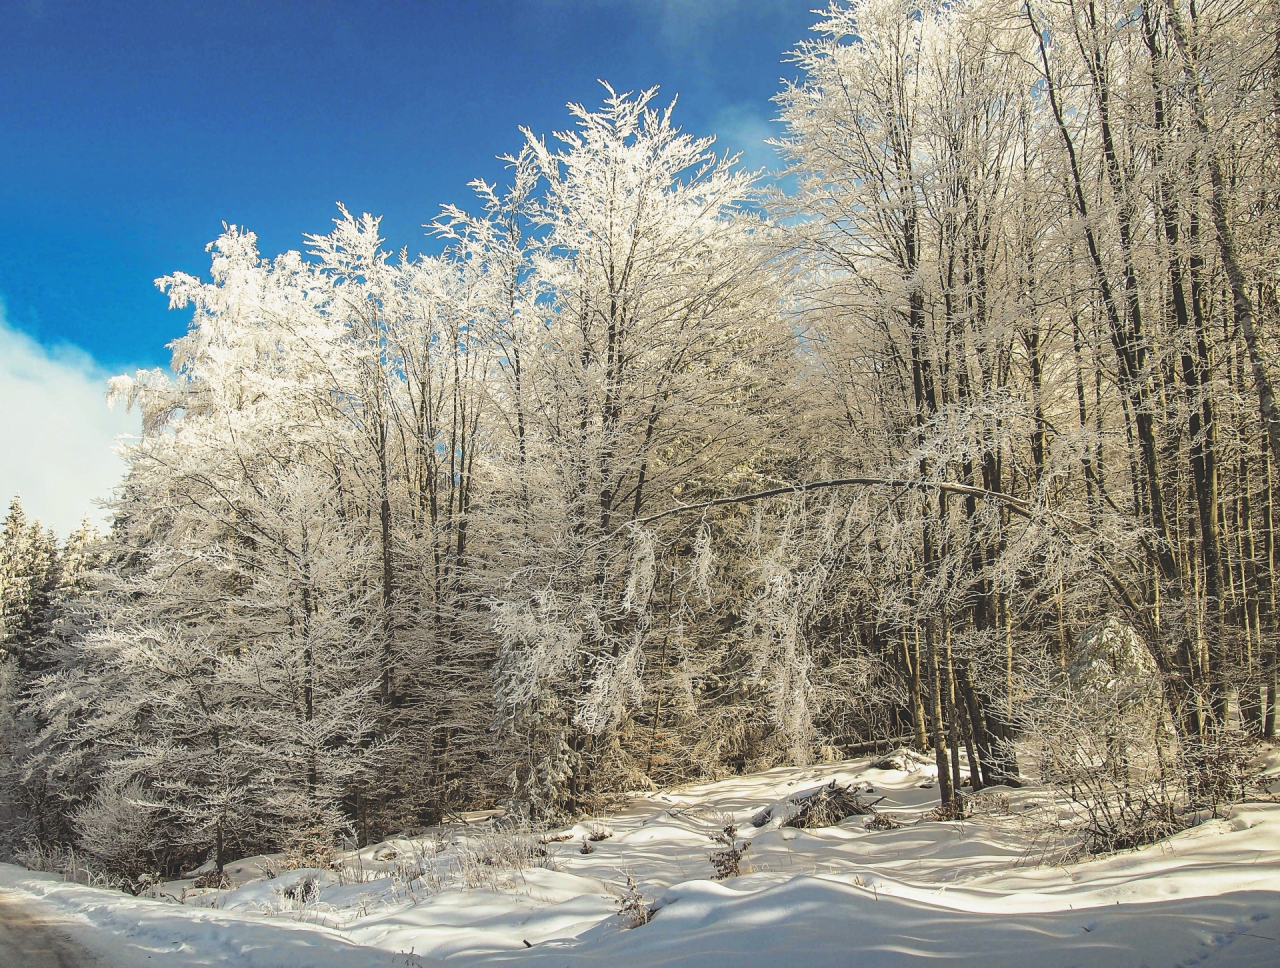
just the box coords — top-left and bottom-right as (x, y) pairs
(635, 477), (1032, 526)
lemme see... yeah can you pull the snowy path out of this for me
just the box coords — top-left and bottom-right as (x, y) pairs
(0, 890), (110, 968)
(0, 867), (443, 967)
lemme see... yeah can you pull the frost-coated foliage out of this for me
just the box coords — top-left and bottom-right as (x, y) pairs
(3, 0), (1279, 875)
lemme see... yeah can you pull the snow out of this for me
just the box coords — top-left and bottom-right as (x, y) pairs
(0, 869), (444, 967)
(4, 751), (1279, 967)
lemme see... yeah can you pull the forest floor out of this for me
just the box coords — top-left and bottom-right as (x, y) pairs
(2, 748), (1279, 967)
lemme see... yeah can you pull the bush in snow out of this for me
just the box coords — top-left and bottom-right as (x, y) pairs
(12, 842), (126, 890)
(72, 778), (164, 880)
(617, 873), (654, 927)
(1026, 619), (1256, 853)
(707, 821), (750, 879)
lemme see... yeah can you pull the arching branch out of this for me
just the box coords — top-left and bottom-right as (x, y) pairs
(635, 477), (1032, 526)
(635, 476), (1153, 634)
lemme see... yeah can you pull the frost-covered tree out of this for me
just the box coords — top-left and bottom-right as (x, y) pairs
(760, 0), (1280, 818)
(0, 497), (60, 670)
(0, 509), (109, 854)
(482, 86), (791, 812)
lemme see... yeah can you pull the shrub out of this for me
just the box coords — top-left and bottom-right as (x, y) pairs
(617, 874), (654, 927)
(73, 778), (164, 879)
(707, 822), (750, 879)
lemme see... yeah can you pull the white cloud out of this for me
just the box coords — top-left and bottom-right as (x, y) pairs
(543, 0), (791, 48)
(711, 103), (785, 173)
(0, 303), (140, 538)
(642, 0), (792, 47)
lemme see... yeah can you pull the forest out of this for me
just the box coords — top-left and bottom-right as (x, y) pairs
(1, 0), (1277, 883)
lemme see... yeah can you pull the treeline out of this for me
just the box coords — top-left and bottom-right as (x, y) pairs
(1, 0), (1276, 877)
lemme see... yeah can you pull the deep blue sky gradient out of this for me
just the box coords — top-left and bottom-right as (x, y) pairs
(1, 0), (815, 370)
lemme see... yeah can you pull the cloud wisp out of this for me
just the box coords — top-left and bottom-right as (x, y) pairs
(711, 103), (786, 174)
(0, 302), (139, 538)
(542, 0), (794, 49)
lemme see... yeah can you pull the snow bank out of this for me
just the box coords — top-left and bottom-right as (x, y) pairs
(4, 751), (1279, 967)
(0, 865), (444, 967)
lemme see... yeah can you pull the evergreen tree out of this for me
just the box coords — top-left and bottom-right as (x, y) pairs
(0, 497), (61, 670)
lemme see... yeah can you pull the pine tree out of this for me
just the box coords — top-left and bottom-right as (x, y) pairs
(0, 497), (60, 671)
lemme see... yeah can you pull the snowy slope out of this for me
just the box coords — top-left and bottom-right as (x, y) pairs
(0, 869), (444, 967)
(4, 751), (1279, 967)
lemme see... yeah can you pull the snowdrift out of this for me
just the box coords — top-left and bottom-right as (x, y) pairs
(3, 751), (1278, 967)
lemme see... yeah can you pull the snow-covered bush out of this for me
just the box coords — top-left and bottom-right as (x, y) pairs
(73, 778), (164, 879)
(1025, 619), (1253, 852)
(617, 873), (654, 928)
(12, 842), (125, 890)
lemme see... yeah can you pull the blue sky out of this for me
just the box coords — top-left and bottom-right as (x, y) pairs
(2, 0), (814, 369)
(0, 0), (818, 534)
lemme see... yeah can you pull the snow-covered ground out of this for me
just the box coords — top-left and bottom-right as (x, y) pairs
(3, 750), (1279, 967)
